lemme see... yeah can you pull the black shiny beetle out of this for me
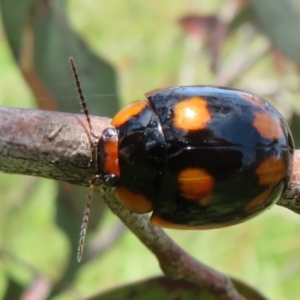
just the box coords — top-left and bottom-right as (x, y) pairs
(69, 58), (294, 261)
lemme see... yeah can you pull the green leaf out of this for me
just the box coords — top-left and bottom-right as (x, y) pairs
(0, 0), (120, 116)
(3, 277), (24, 300)
(88, 276), (268, 300)
(250, 0), (300, 62)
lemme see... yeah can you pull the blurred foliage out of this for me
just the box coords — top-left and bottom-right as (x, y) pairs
(0, 0), (300, 299)
(250, 0), (300, 63)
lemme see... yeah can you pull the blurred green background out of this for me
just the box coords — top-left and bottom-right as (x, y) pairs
(0, 0), (300, 299)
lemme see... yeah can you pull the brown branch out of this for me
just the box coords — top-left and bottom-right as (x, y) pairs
(1, 105), (299, 299)
(277, 150), (300, 213)
(0, 106), (110, 186)
(98, 186), (246, 300)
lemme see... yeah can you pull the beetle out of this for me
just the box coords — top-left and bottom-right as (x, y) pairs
(69, 58), (294, 261)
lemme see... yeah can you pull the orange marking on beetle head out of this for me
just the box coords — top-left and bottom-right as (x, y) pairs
(103, 135), (120, 177)
(150, 214), (240, 229)
(253, 111), (284, 141)
(255, 156), (286, 186)
(173, 97), (211, 131)
(114, 186), (153, 214)
(111, 100), (148, 128)
(178, 168), (214, 205)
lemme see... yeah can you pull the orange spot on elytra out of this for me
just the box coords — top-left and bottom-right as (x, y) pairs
(239, 92), (284, 141)
(150, 214), (239, 229)
(255, 156), (286, 186)
(173, 97), (211, 131)
(112, 100), (148, 127)
(244, 188), (273, 214)
(178, 168), (214, 205)
(245, 157), (286, 214)
(239, 92), (266, 110)
(253, 111), (284, 140)
(103, 137), (120, 177)
(115, 186), (153, 214)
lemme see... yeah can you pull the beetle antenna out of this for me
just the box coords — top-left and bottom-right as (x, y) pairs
(69, 57), (99, 139)
(69, 57), (101, 262)
(77, 175), (101, 262)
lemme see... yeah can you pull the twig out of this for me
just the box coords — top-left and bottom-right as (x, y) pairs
(0, 106), (110, 186)
(98, 186), (246, 300)
(278, 150), (300, 213)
